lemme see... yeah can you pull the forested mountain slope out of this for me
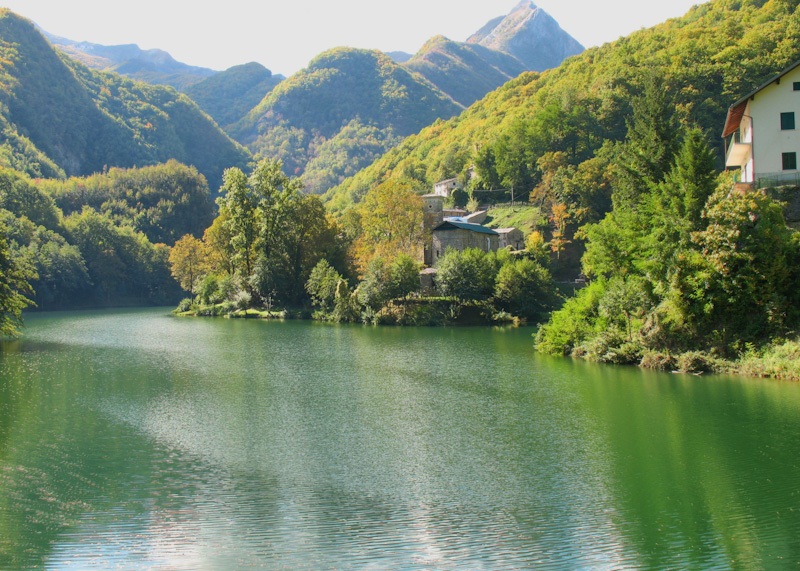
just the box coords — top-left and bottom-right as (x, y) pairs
(404, 35), (526, 108)
(184, 62), (284, 130)
(324, 0), (800, 212)
(0, 10), (250, 189)
(231, 47), (462, 189)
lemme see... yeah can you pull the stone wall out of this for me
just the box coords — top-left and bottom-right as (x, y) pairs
(765, 185), (800, 227)
(432, 228), (499, 265)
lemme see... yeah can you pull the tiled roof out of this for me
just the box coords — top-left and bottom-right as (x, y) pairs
(433, 220), (498, 235)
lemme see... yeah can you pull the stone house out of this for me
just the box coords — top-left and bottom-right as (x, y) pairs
(422, 193), (523, 266)
(723, 58), (800, 189)
(430, 220), (499, 265)
(496, 227), (525, 250)
(434, 177), (461, 197)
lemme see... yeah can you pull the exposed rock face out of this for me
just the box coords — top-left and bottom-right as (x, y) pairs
(467, 1), (583, 71)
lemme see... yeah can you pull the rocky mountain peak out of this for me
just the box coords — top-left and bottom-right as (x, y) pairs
(467, 1), (583, 71)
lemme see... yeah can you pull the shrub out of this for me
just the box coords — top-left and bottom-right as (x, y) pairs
(535, 280), (607, 355)
(640, 351), (677, 371)
(233, 290), (252, 310)
(494, 258), (559, 320)
(676, 351), (715, 374)
(306, 259), (342, 312)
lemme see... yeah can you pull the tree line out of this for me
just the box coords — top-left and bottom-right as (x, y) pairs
(0, 162), (214, 333)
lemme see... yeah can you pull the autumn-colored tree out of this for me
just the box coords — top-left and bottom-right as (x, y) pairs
(353, 180), (424, 272)
(549, 202), (571, 260)
(168, 234), (207, 295)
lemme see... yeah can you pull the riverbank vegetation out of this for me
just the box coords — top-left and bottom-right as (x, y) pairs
(0, 163), (209, 323)
(169, 157), (559, 326)
(533, 80), (800, 377)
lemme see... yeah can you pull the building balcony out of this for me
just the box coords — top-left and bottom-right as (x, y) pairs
(725, 132), (752, 168)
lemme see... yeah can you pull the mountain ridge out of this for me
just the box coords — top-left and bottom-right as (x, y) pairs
(0, 9), (250, 189)
(467, 1), (584, 71)
(44, 32), (217, 90)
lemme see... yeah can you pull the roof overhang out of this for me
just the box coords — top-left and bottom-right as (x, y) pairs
(722, 100), (747, 138)
(723, 58), (800, 138)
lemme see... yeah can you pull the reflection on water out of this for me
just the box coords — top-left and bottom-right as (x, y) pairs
(0, 308), (799, 569)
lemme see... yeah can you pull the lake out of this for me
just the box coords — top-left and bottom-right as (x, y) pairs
(1, 308), (799, 569)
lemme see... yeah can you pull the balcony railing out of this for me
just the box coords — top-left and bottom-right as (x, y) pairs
(756, 171), (800, 188)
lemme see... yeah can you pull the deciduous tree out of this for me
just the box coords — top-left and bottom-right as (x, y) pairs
(169, 234), (207, 295)
(0, 222), (35, 336)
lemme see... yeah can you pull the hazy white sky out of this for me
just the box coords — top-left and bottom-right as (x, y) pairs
(2, 0), (706, 76)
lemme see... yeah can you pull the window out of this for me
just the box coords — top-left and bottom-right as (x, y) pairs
(781, 112), (796, 130)
(782, 152), (797, 171)
(794, 81), (800, 91)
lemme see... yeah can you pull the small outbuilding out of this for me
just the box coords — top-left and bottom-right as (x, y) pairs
(496, 227), (525, 251)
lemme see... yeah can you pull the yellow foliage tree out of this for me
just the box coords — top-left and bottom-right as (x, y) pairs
(549, 202), (571, 260)
(353, 180), (424, 272)
(168, 234), (207, 295)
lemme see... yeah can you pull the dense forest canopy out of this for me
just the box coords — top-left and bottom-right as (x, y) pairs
(0, 163), (216, 316)
(36, 160), (214, 245)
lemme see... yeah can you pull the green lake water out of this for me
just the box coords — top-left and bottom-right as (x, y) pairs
(1, 308), (799, 569)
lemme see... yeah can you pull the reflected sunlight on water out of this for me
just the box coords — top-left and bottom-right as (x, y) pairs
(0, 309), (798, 569)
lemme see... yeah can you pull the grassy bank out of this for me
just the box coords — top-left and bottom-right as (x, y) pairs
(730, 340), (800, 381)
(635, 340), (800, 381)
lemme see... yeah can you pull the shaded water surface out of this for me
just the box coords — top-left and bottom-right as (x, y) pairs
(1, 308), (799, 569)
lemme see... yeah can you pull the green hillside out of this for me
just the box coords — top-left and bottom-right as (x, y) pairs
(323, 0), (800, 212)
(231, 47), (462, 186)
(0, 9), (250, 189)
(185, 62), (284, 129)
(404, 35), (526, 108)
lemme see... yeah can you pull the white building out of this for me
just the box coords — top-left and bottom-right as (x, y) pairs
(433, 178), (461, 197)
(723, 59), (800, 188)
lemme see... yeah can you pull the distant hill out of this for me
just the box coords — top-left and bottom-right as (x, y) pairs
(323, 0), (800, 212)
(184, 62), (284, 129)
(404, 35), (526, 108)
(387, 51), (413, 64)
(44, 32), (217, 90)
(231, 47), (462, 185)
(0, 9), (250, 189)
(467, 1), (584, 71)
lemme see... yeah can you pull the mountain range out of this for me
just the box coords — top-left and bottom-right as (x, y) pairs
(43, 32), (218, 90)
(33, 1), (583, 194)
